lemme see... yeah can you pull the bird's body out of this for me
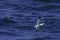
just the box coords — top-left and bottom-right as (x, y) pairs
(34, 18), (45, 32)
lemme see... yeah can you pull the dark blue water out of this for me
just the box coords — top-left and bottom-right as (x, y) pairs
(0, 0), (60, 40)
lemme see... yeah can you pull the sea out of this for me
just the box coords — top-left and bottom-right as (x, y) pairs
(0, 0), (60, 40)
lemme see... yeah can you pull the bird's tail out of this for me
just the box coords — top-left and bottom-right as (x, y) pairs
(36, 29), (38, 32)
(35, 27), (39, 32)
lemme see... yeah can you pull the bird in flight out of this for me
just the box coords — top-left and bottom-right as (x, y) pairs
(34, 17), (45, 32)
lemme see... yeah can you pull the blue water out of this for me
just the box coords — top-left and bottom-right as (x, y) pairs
(0, 0), (60, 40)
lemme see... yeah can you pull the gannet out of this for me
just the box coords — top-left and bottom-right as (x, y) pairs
(34, 17), (45, 32)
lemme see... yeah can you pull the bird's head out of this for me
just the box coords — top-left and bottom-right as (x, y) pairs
(38, 16), (41, 19)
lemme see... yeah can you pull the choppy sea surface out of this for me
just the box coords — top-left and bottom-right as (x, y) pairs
(0, 0), (60, 40)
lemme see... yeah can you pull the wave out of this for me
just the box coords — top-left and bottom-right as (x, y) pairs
(0, 17), (16, 26)
(0, 31), (19, 36)
(31, 36), (55, 40)
(32, 0), (60, 2)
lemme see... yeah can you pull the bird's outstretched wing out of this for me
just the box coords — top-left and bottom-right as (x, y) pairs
(34, 23), (45, 28)
(34, 25), (38, 27)
(39, 23), (45, 26)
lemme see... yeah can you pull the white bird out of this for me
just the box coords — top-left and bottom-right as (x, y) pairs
(34, 17), (45, 32)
